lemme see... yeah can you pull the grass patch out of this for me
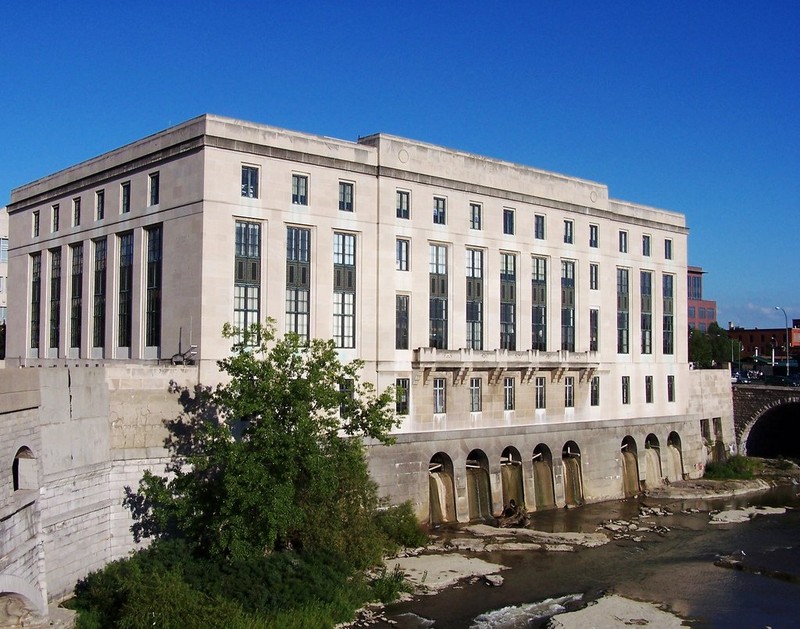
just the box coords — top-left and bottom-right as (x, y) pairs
(704, 455), (756, 480)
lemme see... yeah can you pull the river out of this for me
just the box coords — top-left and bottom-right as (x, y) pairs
(378, 483), (800, 627)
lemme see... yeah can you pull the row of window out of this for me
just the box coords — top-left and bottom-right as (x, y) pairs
(395, 373), (677, 415)
(29, 226), (162, 351)
(688, 306), (716, 320)
(32, 174), (160, 237)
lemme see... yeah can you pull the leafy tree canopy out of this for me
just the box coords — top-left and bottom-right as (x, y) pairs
(124, 322), (400, 566)
(689, 322), (732, 369)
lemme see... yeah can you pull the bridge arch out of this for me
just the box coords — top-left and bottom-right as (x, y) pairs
(0, 574), (47, 619)
(742, 398), (800, 458)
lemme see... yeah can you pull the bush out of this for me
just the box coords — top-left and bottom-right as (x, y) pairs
(374, 501), (428, 551)
(704, 455), (756, 480)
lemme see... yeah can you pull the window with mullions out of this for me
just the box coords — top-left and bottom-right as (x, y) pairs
(70, 243), (83, 349)
(534, 214), (545, 239)
(641, 271), (652, 354)
(121, 182), (131, 214)
(617, 267), (629, 354)
(286, 226), (311, 340)
(429, 244), (448, 349)
(532, 256), (547, 350)
(118, 233), (134, 347)
(145, 226), (162, 347)
(433, 197), (446, 224)
(589, 263), (599, 290)
(333, 232), (356, 348)
(52, 204), (60, 233)
(645, 375), (653, 403)
(503, 209), (515, 235)
(396, 294), (409, 350)
(535, 376), (546, 409)
(470, 203), (482, 230)
(339, 181), (354, 212)
(589, 224), (599, 248)
(469, 377), (482, 412)
(665, 239), (673, 260)
(589, 308), (599, 352)
(563, 219), (573, 244)
(433, 377), (446, 413)
(73, 197), (81, 227)
(619, 230), (628, 253)
(503, 377), (515, 411)
(396, 238), (410, 271)
(241, 166), (259, 198)
(466, 248), (483, 350)
(396, 190), (410, 219)
(622, 375), (631, 405)
(96, 190), (105, 220)
(234, 221), (261, 342)
(292, 174), (308, 205)
(590, 376), (600, 406)
(667, 374), (675, 402)
(501, 253), (516, 350)
(49, 248), (61, 350)
(93, 238), (107, 348)
(561, 260), (575, 351)
(642, 234), (651, 257)
(396, 378), (410, 415)
(565, 376), (574, 408)
(0, 238), (7, 263)
(33, 211), (40, 237)
(30, 253), (41, 350)
(663, 274), (674, 354)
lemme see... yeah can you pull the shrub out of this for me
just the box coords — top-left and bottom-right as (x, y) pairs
(704, 455), (756, 480)
(374, 501), (429, 551)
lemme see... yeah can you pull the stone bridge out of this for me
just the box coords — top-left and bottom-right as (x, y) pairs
(733, 384), (800, 457)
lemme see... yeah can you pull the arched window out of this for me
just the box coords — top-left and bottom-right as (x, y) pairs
(12, 447), (37, 491)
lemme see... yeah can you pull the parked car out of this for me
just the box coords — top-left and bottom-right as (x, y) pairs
(735, 372), (752, 384)
(764, 375), (800, 387)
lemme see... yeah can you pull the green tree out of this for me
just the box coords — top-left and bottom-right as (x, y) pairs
(707, 322), (733, 367)
(689, 322), (732, 369)
(689, 327), (712, 367)
(124, 322), (399, 567)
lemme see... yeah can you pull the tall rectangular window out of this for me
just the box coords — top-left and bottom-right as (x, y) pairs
(535, 376), (546, 409)
(396, 294), (409, 350)
(145, 226), (162, 347)
(333, 232), (356, 348)
(532, 256), (547, 350)
(619, 230), (628, 253)
(534, 214), (545, 239)
(429, 244), (448, 349)
(338, 181), (354, 212)
(433, 197), (446, 224)
(121, 182), (131, 214)
(0, 238), (7, 263)
(30, 253), (41, 349)
(589, 263), (599, 290)
(70, 243), (83, 349)
(469, 377), (482, 412)
(663, 274), (674, 354)
(52, 204), (59, 232)
(291, 174), (308, 205)
(503, 209), (515, 235)
(565, 376), (575, 408)
(433, 377), (446, 413)
(235, 222), (261, 342)
(286, 226), (311, 341)
(396, 378), (410, 415)
(396, 190), (410, 219)
(501, 253), (516, 350)
(93, 238), (107, 348)
(589, 224), (599, 248)
(95, 190), (105, 220)
(118, 232), (134, 347)
(563, 219), (574, 244)
(561, 260), (575, 351)
(642, 234), (651, 257)
(33, 210), (40, 237)
(622, 375), (631, 405)
(466, 248), (483, 350)
(667, 374), (675, 402)
(396, 238), (410, 271)
(470, 203), (482, 230)
(645, 375), (654, 403)
(665, 239), (673, 260)
(73, 197), (81, 227)
(148, 172), (160, 206)
(49, 248), (61, 349)
(590, 376), (600, 406)
(589, 308), (599, 352)
(617, 267), (629, 354)
(241, 166), (259, 198)
(641, 270), (653, 354)
(504, 377), (515, 410)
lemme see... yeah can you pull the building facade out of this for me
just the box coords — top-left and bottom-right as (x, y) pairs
(6, 115), (723, 527)
(687, 265), (716, 331)
(0, 206), (8, 327)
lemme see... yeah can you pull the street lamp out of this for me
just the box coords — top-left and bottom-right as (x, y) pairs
(775, 306), (789, 374)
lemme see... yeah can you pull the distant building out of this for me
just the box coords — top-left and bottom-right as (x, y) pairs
(728, 323), (797, 362)
(687, 265), (716, 331)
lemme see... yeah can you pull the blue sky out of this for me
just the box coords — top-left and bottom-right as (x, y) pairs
(2, 1), (798, 328)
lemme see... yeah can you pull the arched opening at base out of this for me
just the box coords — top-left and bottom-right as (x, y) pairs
(666, 431), (685, 481)
(562, 441), (584, 507)
(532, 444), (556, 510)
(428, 452), (457, 526)
(466, 449), (493, 522)
(500, 446), (525, 512)
(746, 402), (800, 458)
(620, 436), (640, 497)
(643, 434), (663, 488)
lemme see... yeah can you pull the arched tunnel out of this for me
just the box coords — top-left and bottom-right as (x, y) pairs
(745, 402), (800, 458)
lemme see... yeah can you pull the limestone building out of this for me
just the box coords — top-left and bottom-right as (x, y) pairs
(6, 115), (722, 526)
(0, 206), (8, 327)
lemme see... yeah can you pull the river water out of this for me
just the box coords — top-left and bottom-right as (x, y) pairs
(379, 484), (800, 627)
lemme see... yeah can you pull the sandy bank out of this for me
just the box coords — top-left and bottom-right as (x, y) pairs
(547, 594), (688, 628)
(645, 478), (771, 499)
